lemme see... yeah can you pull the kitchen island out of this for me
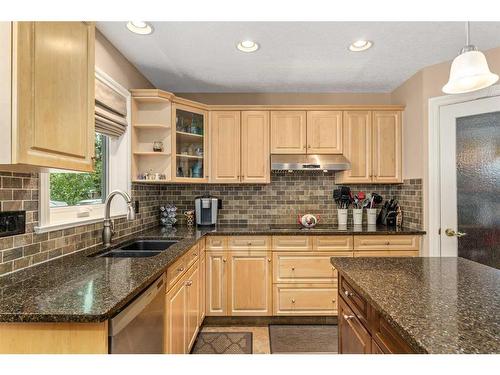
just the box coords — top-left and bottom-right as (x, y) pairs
(331, 257), (500, 354)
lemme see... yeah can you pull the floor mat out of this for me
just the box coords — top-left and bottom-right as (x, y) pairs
(269, 325), (338, 353)
(191, 332), (253, 354)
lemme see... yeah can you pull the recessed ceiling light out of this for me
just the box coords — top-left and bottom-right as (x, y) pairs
(237, 40), (259, 53)
(126, 21), (153, 35)
(348, 40), (373, 52)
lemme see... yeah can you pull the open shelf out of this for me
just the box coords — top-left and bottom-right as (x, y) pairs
(176, 154), (203, 159)
(134, 152), (171, 156)
(176, 130), (203, 138)
(134, 123), (170, 129)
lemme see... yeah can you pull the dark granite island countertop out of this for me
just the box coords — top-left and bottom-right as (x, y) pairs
(0, 225), (424, 324)
(330, 257), (500, 354)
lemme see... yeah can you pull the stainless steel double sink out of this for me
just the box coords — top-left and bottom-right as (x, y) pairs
(92, 240), (179, 258)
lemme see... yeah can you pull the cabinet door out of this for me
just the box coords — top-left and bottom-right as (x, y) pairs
(186, 262), (200, 352)
(206, 251), (227, 316)
(241, 111), (270, 183)
(306, 111), (342, 154)
(372, 111), (402, 183)
(199, 253), (206, 321)
(210, 111), (241, 183)
(228, 251), (272, 316)
(165, 276), (187, 354)
(336, 111), (372, 183)
(270, 111), (306, 154)
(338, 297), (371, 354)
(14, 22), (95, 172)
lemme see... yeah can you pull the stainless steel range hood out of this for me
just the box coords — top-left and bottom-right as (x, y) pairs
(271, 154), (351, 171)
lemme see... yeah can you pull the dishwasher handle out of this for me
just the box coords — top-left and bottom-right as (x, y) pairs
(109, 275), (165, 336)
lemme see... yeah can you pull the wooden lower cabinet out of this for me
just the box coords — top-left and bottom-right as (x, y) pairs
(165, 260), (200, 354)
(228, 251), (272, 316)
(165, 272), (187, 354)
(338, 296), (371, 353)
(338, 274), (417, 354)
(206, 251), (227, 316)
(273, 284), (337, 315)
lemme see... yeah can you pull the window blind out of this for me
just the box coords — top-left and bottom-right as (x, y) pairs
(95, 78), (128, 137)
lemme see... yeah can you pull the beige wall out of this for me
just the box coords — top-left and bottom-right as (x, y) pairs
(95, 30), (154, 90)
(175, 92), (391, 105)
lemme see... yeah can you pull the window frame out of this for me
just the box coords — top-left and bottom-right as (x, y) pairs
(36, 69), (131, 233)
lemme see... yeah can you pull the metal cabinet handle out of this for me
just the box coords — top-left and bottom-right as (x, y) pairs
(291, 298), (296, 304)
(343, 314), (354, 320)
(194, 253), (198, 256)
(385, 241), (390, 245)
(291, 266), (295, 271)
(223, 258), (227, 263)
(185, 280), (192, 287)
(344, 290), (351, 297)
(247, 242), (252, 246)
(268, 258), (271, 262)
(177, 267), (185, 272)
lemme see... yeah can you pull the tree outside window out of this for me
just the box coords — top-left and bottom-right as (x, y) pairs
(50, 133), (108, 207)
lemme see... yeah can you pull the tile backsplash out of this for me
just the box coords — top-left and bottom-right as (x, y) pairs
(159, 172), (423, 228)
(0, 170), (422, 276)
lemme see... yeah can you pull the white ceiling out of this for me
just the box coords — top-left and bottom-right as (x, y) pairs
(97, 22), (500, 93)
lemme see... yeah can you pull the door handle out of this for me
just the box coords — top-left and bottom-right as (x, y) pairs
(445, 228), (467, 238)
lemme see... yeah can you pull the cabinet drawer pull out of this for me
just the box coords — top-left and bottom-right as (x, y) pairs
(268, 258), (271, 262)
(177, 267), (185, 273)
(185, 280), (193, 287)
(291, 266), (295, 271)
(344, 290), (352, 297)
(223, 258), (227, 263)
(193, 253), (198, 256)
(247, 242), (252, 246)
(385, 241), (390, 245)
(291, 298), (296, 304)
(343, 314), (354, 320)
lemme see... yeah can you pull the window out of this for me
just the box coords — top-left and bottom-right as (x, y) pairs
(49, 133), (108, 207)
(36, 69), (131, 233)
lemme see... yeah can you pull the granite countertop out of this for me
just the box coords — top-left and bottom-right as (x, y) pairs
(0, 224), (424, 323)
(330, 257), (500, 354)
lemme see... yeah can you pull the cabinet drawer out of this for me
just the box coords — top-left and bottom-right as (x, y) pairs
(206, 236), (226, 251)
(353, 235), (420, 251)
(274, 284), (337, 315)
(228, 236), (270, 250)
(272, 236), (312, 251)
(313, 236), (353, 251)
(185, 244), (200, 270)
(339, 275), (368, 326)
(166, 257), (187, 291)
(274, 252), (351, 283)
(354, 250), (419, 257)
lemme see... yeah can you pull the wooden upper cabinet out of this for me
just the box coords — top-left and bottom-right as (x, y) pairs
(5, 22), (95, 172)
(241, 111), (270, 183)
(210, 111), (241, 183)
(270, 111), (307, 154)
(372, 111), (402, 183)
(336, 111), (372, 183)
(306, 111), (342, 154)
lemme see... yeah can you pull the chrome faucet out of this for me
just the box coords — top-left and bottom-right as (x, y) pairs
(102, 190), (136, 247)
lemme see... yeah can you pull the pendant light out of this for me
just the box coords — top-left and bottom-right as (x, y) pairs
(442, 22), (499, 94)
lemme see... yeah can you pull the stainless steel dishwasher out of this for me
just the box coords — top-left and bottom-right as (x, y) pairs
(109, 275), (165, 354)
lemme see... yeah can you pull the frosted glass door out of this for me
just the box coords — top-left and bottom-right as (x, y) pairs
(439, 96), (500, 269)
